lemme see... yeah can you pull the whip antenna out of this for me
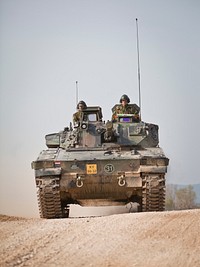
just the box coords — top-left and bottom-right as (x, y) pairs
(136, 18), (142, 119)
(76, 81), (78, 106)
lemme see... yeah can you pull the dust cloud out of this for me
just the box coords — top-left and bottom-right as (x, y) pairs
(69, 203), (138, 217)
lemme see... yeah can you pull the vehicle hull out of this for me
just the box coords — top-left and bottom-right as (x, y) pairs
(33, 147), (168, 218)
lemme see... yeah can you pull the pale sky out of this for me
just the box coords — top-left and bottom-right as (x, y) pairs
(0, 0), (199, 217)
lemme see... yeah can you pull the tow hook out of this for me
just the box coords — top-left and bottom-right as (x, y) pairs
(117, 175), (126, 186)
(76, 176), (84, 188)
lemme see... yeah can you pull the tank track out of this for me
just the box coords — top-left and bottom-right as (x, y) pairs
(36, 176), (67, 219)
(142, 174), (165, 212)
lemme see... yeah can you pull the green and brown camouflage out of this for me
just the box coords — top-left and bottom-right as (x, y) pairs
(112, 103), (140, 122)
(32, 104), (169, 218)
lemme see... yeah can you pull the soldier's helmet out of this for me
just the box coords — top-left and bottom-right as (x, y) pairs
(120, 94), (130, 103)
(77, 100), (87, 109)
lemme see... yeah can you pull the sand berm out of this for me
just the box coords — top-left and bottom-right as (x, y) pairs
(0, 209), (200, 267)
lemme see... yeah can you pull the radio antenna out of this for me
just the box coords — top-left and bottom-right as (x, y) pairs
(76, 81), (78, 106)
(136, 18), (142, 119)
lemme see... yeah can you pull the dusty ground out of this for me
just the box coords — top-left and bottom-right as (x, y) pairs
(0, 209), (200, 267)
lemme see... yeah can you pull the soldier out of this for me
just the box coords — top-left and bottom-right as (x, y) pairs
(73, 100), (87, 125)
(112, 94), (140, 122)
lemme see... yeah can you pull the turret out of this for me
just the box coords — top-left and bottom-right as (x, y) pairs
(45, 105), (159, 150)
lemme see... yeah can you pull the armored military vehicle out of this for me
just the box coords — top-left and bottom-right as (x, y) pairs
(32, 104), (169, 218)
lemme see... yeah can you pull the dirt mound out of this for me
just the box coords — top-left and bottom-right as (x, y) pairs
(0, 214), (25, 222)
(0, 209), (200, 267)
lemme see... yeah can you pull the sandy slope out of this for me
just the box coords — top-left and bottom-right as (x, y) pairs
(0, 210), (200, 267)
